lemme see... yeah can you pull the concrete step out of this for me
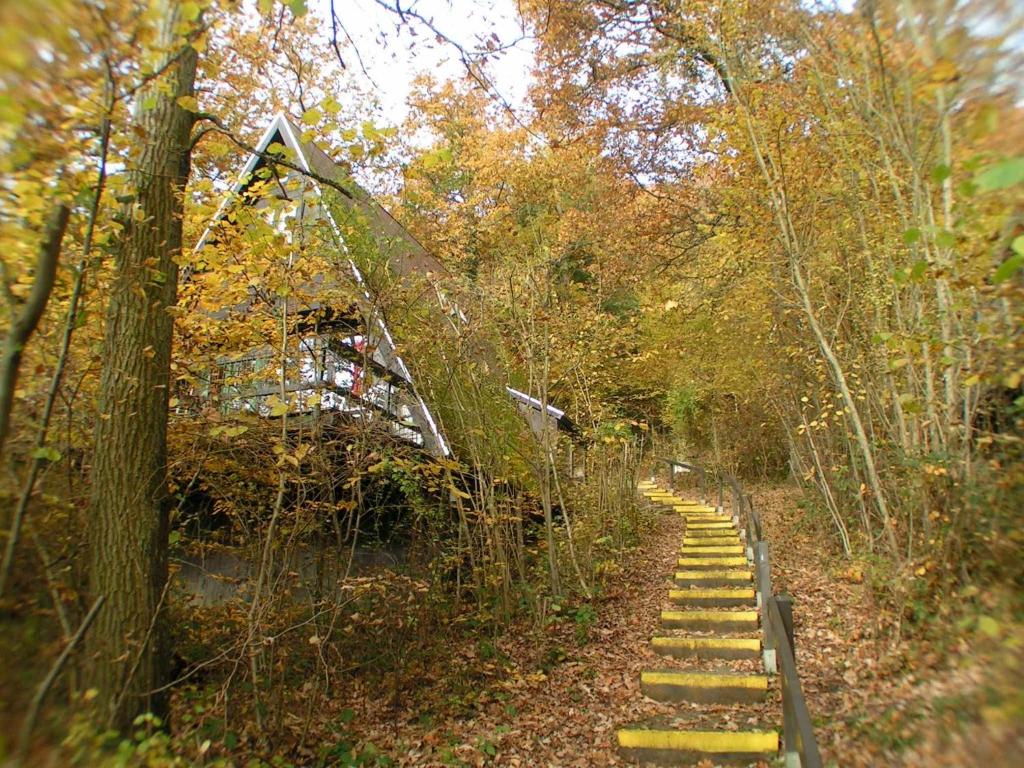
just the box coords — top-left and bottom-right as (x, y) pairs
(679, 545), (745, 555)
(684, 528), (740, 538)
(639, 670), (769, 704)
(617, 728), (778, 765)
(661, 609), (759, 631)
(685, 521), (735, 530)
(674, 570), (751, 587)
(677, 555), (749, 569)
(682, 536), (741, 546)
(668, 587), (756, 607)
(651, 635), (760, 660)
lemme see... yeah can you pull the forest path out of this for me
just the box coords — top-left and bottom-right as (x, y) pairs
(616, 483), (779, 766)
(354, 487), (778, 766)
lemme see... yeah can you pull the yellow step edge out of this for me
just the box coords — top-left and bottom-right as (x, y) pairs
(681, 523), (735, 528)
(684, 540), (741, 548)
(677, 556), (748, 566)
(651, 636), (760, 651)
(674, 570), (751, 581)
(659, 614), (757, 626)
(685, 528), (740, 535)
(680, 545), (744, 555)
(617, 729), (779, 753)
(661, 609), (758, 622)
(669, 588), (755, 600)
(640, 671), (767, 690)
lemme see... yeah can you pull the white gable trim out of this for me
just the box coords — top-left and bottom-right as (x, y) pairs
(193, 113), (451, 458)
(506, 386), (566, 420)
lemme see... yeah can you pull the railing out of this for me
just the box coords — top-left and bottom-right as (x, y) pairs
(662, 459), (823, 768)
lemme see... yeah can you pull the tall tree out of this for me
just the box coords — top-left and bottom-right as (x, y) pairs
(85, 0), (200, 730)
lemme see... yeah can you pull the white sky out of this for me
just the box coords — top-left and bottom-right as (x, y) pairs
(310, 0), (536, 125)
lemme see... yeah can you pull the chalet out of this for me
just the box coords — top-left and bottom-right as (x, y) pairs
(191, 113), (578, 465)
(191, 113), (450, 457)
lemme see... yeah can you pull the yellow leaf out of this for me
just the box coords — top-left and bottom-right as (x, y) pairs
(929, 59), (958, 84)
(176, 95), (200, 113)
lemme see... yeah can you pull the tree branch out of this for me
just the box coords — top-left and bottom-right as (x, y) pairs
(0, 204), (71, 462)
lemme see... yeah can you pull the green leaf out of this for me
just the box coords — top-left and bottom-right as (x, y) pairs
(31, 446), (62, 462)
(1012, 235), (1024, 256)
(902, 228), (921, 245)
(910, 260), (928, 281)
(288, 0), (307, 17)
(993, 253), (1024, 284)
(168, 531), (181, 546)
(975, 157), (1024, 191)
(935, 229), (956, 249)
(977, 615), (1000, 638)
(956, 180), (978, 198)
(257, 0), (273, 14)
(898, 393), (922, 414)
(140, 95), (158, 111)
(931, 164), (951, 183)
(893, 268), (909, 285)
(180, 1), (201, 23)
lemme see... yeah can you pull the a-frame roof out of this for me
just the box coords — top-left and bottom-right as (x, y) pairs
(197, 113), (446, 281)
(195, 112), (450, 457)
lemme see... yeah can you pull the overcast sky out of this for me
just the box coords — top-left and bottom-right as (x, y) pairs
(310, 0), (537, 124)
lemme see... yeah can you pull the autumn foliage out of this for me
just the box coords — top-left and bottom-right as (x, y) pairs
(0, 0), (1021, 765)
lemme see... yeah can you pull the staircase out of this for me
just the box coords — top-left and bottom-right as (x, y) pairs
(616, 481), (780, 765)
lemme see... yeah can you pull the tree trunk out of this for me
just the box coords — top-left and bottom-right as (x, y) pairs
(85, 0), (197, 731)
